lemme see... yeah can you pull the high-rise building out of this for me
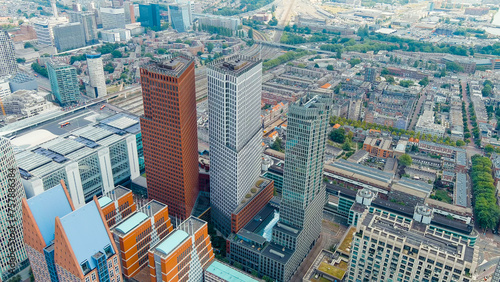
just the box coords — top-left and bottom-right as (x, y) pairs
(22, 182), (123, 282)
(0, 30), (18, 77)
(100, 7), (126, 30)
(347, 204), (478, 282)
(47, 61), (80, 105)
(0, 138), (28, 281)
(68, 11), (98, 45)
(267, 95), (331, 282)
(207, 55), (262, 236)
(138, 4), (160, 30)
(86, 53), (107, 98)
(140, 56), (199, 219)
(123, 1), (135, 24)
(110, 200), (173, 279)
(148, 216), (214, 281)
(168, 3), (191, 32)
(33, 17), (69, 46)
(53, 22), (86, 52)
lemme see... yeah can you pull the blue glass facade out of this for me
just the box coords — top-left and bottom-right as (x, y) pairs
(139, 4), (161, 30)
(43, 247), (59, 282)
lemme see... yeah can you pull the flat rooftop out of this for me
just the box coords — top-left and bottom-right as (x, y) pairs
(209, 55), (261, 76)
(141, 56), (193, 78)
(205, 260), (262, 282)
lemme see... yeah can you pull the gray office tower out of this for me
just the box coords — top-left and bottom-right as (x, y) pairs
(68, 11), (98, 45)
(0, 30), (18, 77)
(53, 23), (86, 52)
(269, 95), (331, 281)
(208, 56), (263, 236)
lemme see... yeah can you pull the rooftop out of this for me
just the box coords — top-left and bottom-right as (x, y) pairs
(205, 260), (262, 282)
(26, 184), (73, 245)
(59, 201), (113, 272)
(209, 55), (261, 76)
(155, 230), (190, 256)
(113, 212), (148, 235)
(141, 56), (193, 78)
(454, 173), (468, 207)
(327, 160), (394, 185)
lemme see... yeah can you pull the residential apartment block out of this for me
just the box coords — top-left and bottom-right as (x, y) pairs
(363, 137), (394, 159)
(47, 61), (80, 105)
(415, 110), (446, 138)
(347, 206), (477, 282)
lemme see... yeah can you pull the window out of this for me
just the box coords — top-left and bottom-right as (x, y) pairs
(91, 272), (96, 280)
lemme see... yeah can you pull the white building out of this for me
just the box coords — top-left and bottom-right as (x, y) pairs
(3, 90), (56, 117)
(101, 29), (130, 42)
(207, 55), (263, 236)
(0, 138), (28, 280)
(15, 113), (142, 209)
(0, 78), (11, 99)
(0, 30), (18, 77)
(415, 110), (446, 138)
(32, 17), (69, 46)
(85, 53), (107, 98)
(100, 7), (126, 30)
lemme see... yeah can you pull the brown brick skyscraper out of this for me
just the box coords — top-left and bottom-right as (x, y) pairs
(140, 56), (199, 219)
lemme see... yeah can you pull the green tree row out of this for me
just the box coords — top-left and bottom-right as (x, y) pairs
(471, 155), (500, 230)
(262, 50), (313, 70)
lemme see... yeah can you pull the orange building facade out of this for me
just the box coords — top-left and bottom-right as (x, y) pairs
(111, 200), (173, 279)
(231, 179), (274, 234)
(148, 216), (214, 281)
(140, 56), (200, 219)
(98, 185), (136, 227)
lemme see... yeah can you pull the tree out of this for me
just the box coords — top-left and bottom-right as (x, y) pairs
(144, 53), (154, 59)
(206, 42), (214, 53)
(270, 137), (284, 152)
(24, 42), (34, 48)
(342, 141), (351, 151)
(456, 140), (465, 147)
(314, 63), (319, 68)
(9, 275), (21, 282)
(327, 65), (334, 71)
(16, 58), (26, 63)
(111, 50), (122, 58)
(384, 75), (395, 83)
(248, 28), (253, 39)
(419, 76), (429, 87)
(482, 85), (493, 97)
(399, 80), (414, 88)
(464, 132), (471, 139)
(485, 144), (494, 153)
(398, 154), (412, 167)
(157, 48), (167, 54)
(103, 63), (115, 73)
(329, 128), (345, 143)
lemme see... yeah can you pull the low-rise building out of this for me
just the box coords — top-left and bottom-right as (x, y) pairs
(415, 110), (446, 138)
(363, 137), (393, 158)
(205, 260), (263, 282)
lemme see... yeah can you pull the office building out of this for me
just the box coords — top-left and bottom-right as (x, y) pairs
(46, 61), (80, 105)
(123, 1), (135, 24)
(33, 17), (69, 46)
(139, 4), (160, 30)
(101, 29), (130, 43)
(100, 7), (126, 30)
(196, 14), (241, 31)
(98, 186), (136, 228)
(0, 30), (17, 77)
(269, 95), (331, 281)
(53, 22), (86, 52)
(22, 182), (123, 282)
(149, 216), (214, 281)
(0, 138), (28, 281)
(169, 3), (191, 32)
(140, 56), (199, 219)
(0, 78), (10, 99)
(205, 260), (263, 282)
(111, 200), (173, 279)
(86, 53), (107, 98)
(16, 112), (143, 209)
(68, 11), (98, 45)
(347, 205), (477, 282)
(9, 72), (38, 92)
(208, 55), (262, 236)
